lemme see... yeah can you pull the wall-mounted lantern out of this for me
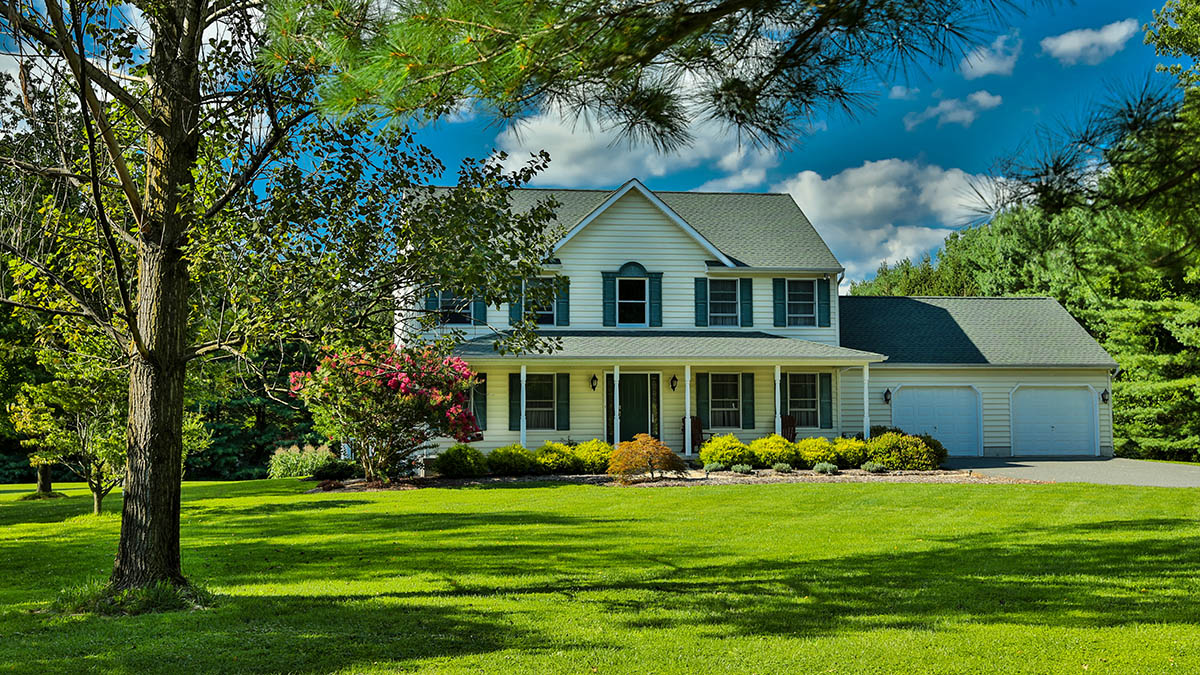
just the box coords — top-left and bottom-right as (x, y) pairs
(883, 388), (892, 404)
(1101, 389), (1110, 404)
(670, 375), (679, 391)
(590, 374), (599, 391)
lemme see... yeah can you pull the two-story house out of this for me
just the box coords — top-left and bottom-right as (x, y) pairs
(407, 179), (1117, 458)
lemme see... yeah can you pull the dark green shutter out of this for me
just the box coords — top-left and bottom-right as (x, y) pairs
(819, 373), (833, 429)
(555, 373), (570, 430)
(472, 374), (487, 430)
(779, 373), (790, 418)
(472, 298), (487, 325)
(696, 372), (710, 429)
(509, 282), (522, 325)
(694, 278), (708, 327)
(739, 278), (753, 327)
(602, 272), (616, 326)
(741, 372), (755, 430)
(555, 277), (570, 326)
(649, 272), (663, 327)
(772, 278), (786, 327)
(508, 373), (521, 431)
(818, 278), (831, 327)
(425, 291), (440, 313)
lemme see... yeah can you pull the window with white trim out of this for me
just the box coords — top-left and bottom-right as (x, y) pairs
(525, 374), (556, 430)
(617, 277), (648, 326)
(438, 290), (472, 325)
(710, 373), (741, 428)
(788, 373), (819, 428)
(709, 279), (739, 326)
(786, 279), (816, 326)
(525, 278), (556, 325)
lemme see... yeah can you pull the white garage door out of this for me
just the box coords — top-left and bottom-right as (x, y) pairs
(892, 387), (980, 457)
(1012, 386), (1097, 456)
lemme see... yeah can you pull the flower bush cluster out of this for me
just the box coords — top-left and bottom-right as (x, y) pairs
(290, 343), (480, 480)
(699, 431), (944, 471)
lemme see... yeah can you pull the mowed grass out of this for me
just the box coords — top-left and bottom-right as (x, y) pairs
(1, 480), (1199, 674)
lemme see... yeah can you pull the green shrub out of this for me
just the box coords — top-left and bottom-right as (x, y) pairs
(748, 434), (801, 468)
(861, 461), (888, 474)
(267, 444), (336, 478)
(833, 437), (869, 468)
(571, 439), (615, 473)
(432, 443), (489, 478)
(866, 432), (942, 470)
(813, 461), (839, 475)
(703, 462), (726, 473)
(536, 442), (587, 474)
(795, 437), (837, 468)
(311, 459), (360, 481)
(486, 444), (539, 476)
(771, 462), (792, 473)
(870, 425), (907, 437)
(730, 463), (754, 474)
(699, 434), (754, 467)
(916, 434), (949, 467)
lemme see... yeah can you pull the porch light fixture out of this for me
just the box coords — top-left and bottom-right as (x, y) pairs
(883, 388), (892, 404)
(590, 374), (599, 391)
(670, 375), (679, 391)
(1101, 389), (1110, 404)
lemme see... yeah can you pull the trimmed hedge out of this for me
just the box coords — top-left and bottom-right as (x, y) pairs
(866, 432), (943, 470)
(536, 442), (586, 474)
(487, 444), (540, 476)
(749, 434), (801, 468)
(699, 434), (754, 467)
(432, 443), (489, 478)
(833, 437), (869, 469)
(572, 439), (615, 474)
(795, 437), (838, 468)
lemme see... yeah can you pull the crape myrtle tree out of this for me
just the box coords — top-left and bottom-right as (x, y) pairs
(0, 5), (559, 591)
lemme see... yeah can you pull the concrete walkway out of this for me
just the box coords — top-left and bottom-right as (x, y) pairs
(944, 457), (1200, 487)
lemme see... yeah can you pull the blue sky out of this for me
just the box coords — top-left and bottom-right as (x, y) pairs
(413, 0), (1173, 285)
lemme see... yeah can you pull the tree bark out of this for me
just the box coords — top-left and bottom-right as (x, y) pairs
(36, 464), (52, 493)
(109, 6), (200, 591)
(93, 488), (103, 515)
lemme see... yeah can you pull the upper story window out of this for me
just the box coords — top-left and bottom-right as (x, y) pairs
(617, 277), (648, 326)
(786, 279), (816, 326)
(787, 373), (819, 427)
(526, 278), (556, 326)
(709, 279), (740, 326)
(438, 290), (472, 325)
(710, 373), (742, 428)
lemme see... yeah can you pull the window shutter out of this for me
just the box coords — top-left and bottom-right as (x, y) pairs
(739, 278), (753, 327)
(772, 278), (785, 327)
(472, 298), (487, 325)
(472, 374), (487, 431)
(779, 373), (790, 417)
(602, 272), (616, 327)
(741, 372), (755, 430)
(696, 372), (710, 429)
(425, 291), (440, 313)
(819, 373), (833, 429)
(555, 373), (570, 430)
(649, 272), (663, 327)
(508, 292), (522, 326)
(508, 373), (521, 431)
(818, 278), (831, 327)
(694, 278), (708, 327)
(555, 278), (570, 326)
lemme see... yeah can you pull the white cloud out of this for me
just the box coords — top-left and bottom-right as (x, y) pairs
(771, 159), (990, 284)
(961, 33), (1022, 79)
(888, 85), (920, 100)
(902, 90), (1002, 131)
(1040, 18), (1139, 66)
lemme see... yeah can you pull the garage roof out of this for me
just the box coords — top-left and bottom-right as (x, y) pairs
(839, 296), (1117, 368)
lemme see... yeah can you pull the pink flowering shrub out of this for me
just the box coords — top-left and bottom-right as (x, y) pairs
(290, 343), (479, 480)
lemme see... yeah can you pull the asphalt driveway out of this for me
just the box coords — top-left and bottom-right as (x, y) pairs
(944, 457), (1200, 487)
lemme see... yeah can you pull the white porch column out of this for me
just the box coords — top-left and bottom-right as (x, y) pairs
(519, 365), (527, 447)
(774, 365), (782, 436)
(684, 365), (692, 455)
(613, 365), (621, 444)
(862, 363), (871, 439)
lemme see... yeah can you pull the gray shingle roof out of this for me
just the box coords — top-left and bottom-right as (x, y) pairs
(504, 186), (842, 270)
(839, 296), (1117, 368)
(456, 331), (883, 362)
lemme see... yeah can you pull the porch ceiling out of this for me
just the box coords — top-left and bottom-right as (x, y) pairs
(454, 330), (886, 363)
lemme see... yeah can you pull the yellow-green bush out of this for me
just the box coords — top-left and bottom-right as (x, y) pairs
(698, 434), (754, 467)
(795, 437), (837, 468)
(536, 442), (586, 474)
(571, 439), (614, 473)
(749, 434), (801, 468)
(486, 444), (539, 476)
(866, 432), (942, 470)
(833, 437), (869, 468)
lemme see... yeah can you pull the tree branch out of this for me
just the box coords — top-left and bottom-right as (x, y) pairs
(203, 109), (314, 219)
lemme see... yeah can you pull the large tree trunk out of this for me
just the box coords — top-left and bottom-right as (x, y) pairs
(92, 488), (104, 516)
(109, 8), (200, 591)
(35, 464), (52, 493)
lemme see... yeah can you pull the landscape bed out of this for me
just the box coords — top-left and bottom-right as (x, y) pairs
(1, 479), (1198, 673)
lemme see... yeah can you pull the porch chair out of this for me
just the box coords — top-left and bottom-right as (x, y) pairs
(781, 415), (797, 443)
(681, 416), (710, 454)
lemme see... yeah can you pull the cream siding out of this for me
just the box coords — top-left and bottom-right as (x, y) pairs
(838, 367), (1114, 456)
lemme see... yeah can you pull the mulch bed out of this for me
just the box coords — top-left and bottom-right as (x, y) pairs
(306, 469), (1040, 493)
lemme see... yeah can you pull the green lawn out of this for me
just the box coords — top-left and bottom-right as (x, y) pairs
(1, 479), (1198, 674)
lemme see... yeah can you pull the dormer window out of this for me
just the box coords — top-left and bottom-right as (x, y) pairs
(617, 277), (648, 326)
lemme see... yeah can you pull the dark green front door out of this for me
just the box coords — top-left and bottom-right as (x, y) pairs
(606, 373), (660, 443)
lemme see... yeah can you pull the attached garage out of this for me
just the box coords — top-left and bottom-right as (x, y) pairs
(891, 386), (981, 456)
(1011, 385), (1099, 456)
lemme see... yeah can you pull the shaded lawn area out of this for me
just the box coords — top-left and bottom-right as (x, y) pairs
(1, 480), (1198, 673)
